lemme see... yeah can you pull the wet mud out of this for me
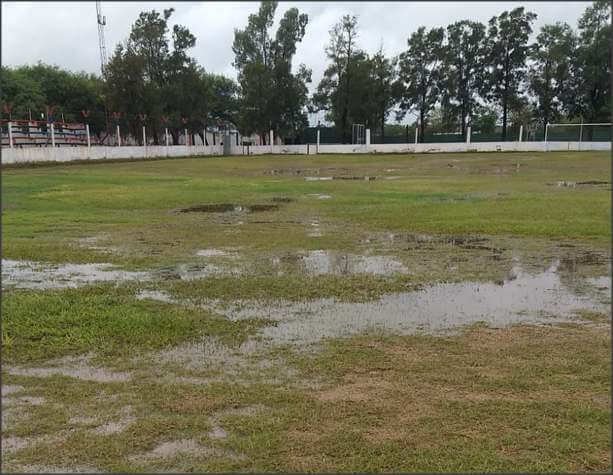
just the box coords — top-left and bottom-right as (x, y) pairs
(174, 203), (280, 214)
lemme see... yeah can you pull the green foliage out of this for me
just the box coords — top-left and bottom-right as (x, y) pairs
(482, 7), (537, 140)
(0, 1), (609, 143)
(232, 1), (311, 143)
(442, 20), (487, 137)
(0, 63), (105, 132)
(105, 8), (239, 145)
(396, 26), (446, 140)
(529, 23), (577, 127)
(314, 17), (397, 143)
(572, 0), (611, 123)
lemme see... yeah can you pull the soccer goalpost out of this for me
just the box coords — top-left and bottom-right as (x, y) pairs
(351, 124), (365, 145)
(544, 122), (612, 144)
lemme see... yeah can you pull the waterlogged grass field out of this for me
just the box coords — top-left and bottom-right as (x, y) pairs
(1, 151), (611, 472)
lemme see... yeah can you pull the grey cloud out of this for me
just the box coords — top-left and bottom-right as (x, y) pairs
(1, 1), (590, 102)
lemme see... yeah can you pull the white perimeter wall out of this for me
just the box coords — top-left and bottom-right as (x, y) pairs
(1, 141), (610, 165)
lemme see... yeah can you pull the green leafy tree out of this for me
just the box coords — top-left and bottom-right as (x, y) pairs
(482, 7), (537, 140)
(529, 22), (577, 128)
(369, 47), (397, 142)
(396, 26), (446, 141)
(105, 8), (201, 144)
(443, 20), (486, 138)
(0, 64), (105, 132)
(233, 1), (310, 144)
(0, 67), (46, 120)
(313, 15), (362, 142)
(571, 0), (611, 123)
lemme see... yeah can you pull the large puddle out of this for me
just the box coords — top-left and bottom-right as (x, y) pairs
(1, 259), (150, 290)
(301, 250), (407, 276)
(200, 260), (610, 345)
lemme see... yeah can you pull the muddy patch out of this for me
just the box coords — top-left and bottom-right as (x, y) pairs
(305, 176), (376, 181)
(5, 465), (100, 473)
(549, 180), (610, 188)
(91, 406), (136, 435)
(307, 193), (332, 200)
(203, 260), (609, 346)
(265, 167), (350, 176)
(271, 196), (294, 203)
(174, 203), (279, 213)
(130, 438), (243, 463)
(6, 354), (131, 383)
(1, 259), (150, 290)
(136, 289), (179, 304)
(195, 248), (239, 258)
(2, 385), (25, 396)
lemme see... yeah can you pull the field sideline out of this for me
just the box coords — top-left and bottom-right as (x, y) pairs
(1, 151), (611, 472)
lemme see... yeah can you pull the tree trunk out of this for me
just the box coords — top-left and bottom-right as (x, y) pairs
(502, 96), (508, 141)
(502, 51), (510, 141)
(460, 99), (467, 139)
(170, 128), (179, 145)
(420, 108), (425, 143)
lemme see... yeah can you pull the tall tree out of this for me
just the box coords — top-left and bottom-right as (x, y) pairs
(396, 26), (446, 141)
(105, 8), (201, 144)
(369, 47), (397, 142)
(443, 20), (486, 138)
(529, 22), (576, 128)
(313, 15), (361, 143)
(483, 7), (537, 140)
(572, 0), (611, 123)
(233, 1), (310, 144)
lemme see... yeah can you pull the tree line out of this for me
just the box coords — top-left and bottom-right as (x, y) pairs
(0, 1), (610, 144)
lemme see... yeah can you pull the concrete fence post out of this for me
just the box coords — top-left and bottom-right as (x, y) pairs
(142, 126), (146, 148)
(365, 129), (371, 147)
(414, 127), (418, 144)
(51, 123), (56, 147)
(165, 128), (169, 147)
(269, 130), (274, 154)
(8, 121), (13, 148)
(518, 125), (523, 142)
(86, 124), (91, 148)
(116, 125), (121, 147)
(544, 123), (549, 152)
(316, 129), (320, 154)
(466, 127), (471, 144)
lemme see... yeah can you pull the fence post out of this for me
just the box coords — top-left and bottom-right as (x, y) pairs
(142, 126), (146, 148)
(116, 125), (121, 146)
(269, 130), (274, 154)
(518, 125), (523, 142)
(8, 121), (13, 148)
(316, 129), (320, 154)
(466, 126), (471, 144)
(579, 120), (583, 145)
(86, 124), (91, 148)
(414, 127), (418, 144)
(544, 123), (549, 151)
(365, 129), (371, 147)
(165, 128), (169, 147)
(51, 123), (56, 147)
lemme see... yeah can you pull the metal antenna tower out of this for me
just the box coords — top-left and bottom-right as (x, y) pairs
(96, 1), (108, 76)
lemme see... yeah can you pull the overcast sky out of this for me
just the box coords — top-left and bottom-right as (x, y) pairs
(1, 1), (591, 124)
